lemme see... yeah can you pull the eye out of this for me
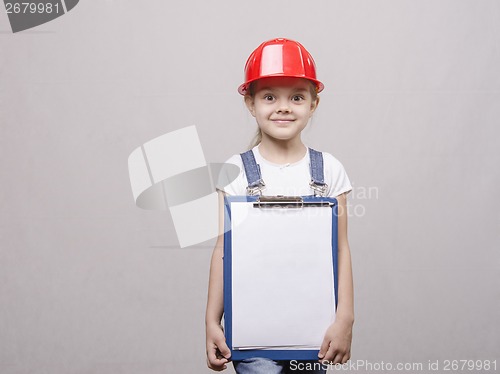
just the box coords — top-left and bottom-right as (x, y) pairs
(291, 95), (305, 102)
(263, 94), (275, 101)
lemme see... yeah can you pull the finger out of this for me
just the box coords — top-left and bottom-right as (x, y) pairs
(341, 352), (351, 364)
(208, 358), (228, 371)
(207, 348), (228, 370)
(330, 351), (344, 365)
(318, 338), (330, 359)
(207, 346), (217, 363)
(324, 342), (339, 362)
(207, 357), (222, 371)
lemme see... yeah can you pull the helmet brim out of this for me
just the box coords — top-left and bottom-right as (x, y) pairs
(238, 75), (324, 95)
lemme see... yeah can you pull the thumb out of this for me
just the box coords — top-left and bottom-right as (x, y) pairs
(218, 340), (232, 359)
(318, 337), (330, 359)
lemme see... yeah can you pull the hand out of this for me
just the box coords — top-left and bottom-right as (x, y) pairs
(318, 318), (353, 364)
(206, 323), (231, 371)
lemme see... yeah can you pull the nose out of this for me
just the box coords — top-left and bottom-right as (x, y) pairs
(276, 99), (291, 113)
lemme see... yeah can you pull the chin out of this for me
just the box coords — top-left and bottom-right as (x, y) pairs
(268, 134), (299, 142)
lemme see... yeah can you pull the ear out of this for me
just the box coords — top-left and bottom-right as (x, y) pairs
(309, 96), (320, 116)
(244, 95), (256, 117)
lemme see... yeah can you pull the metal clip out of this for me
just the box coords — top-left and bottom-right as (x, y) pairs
(246, 180), (266, 196)
(309, 181), (328, 197)
(255, 195), (304, 209)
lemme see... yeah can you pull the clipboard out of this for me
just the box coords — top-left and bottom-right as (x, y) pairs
(223, 195), (339, 361)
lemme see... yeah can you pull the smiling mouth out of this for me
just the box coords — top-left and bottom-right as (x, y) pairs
(271, 119), (295, 124)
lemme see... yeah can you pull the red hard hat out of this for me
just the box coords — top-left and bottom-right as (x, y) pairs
(238, 38), (324, 95)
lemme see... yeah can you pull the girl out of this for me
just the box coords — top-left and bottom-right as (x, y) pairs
(206, 38), (354, 373)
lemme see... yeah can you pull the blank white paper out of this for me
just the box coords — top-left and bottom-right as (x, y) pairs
(230, 202), (336, 350)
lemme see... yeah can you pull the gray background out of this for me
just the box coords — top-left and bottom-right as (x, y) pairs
(1, 0), (499, 373)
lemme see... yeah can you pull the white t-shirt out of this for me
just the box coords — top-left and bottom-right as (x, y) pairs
(216, 145), (352, 198)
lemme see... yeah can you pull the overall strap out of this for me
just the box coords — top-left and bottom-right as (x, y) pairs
(240, 150), (266, 195)
(309, 148), (328, 196)
(241, 148), (328, 196)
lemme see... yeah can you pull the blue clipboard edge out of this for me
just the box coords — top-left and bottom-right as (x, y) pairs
(223, 195), (339, 361)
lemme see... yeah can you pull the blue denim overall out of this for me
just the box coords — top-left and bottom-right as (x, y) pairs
(240, 147), (328, 197)
(232, 147), (328, 374)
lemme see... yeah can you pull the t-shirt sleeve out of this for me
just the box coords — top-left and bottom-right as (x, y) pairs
(215, 154), (247, 196)
(323, 152), (353, 198)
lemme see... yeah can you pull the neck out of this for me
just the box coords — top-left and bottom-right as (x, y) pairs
(257, 135), (307, 164)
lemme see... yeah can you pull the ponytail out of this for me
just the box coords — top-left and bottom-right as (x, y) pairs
(245, 82), (262, 150)
(248, 128), (262, 149)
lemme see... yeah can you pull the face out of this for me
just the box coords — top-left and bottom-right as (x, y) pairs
(245, 77), (319, 143)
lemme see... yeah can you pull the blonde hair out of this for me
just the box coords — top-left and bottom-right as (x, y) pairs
(245, 80), (319, 150)
(248, 128), (263, 149)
